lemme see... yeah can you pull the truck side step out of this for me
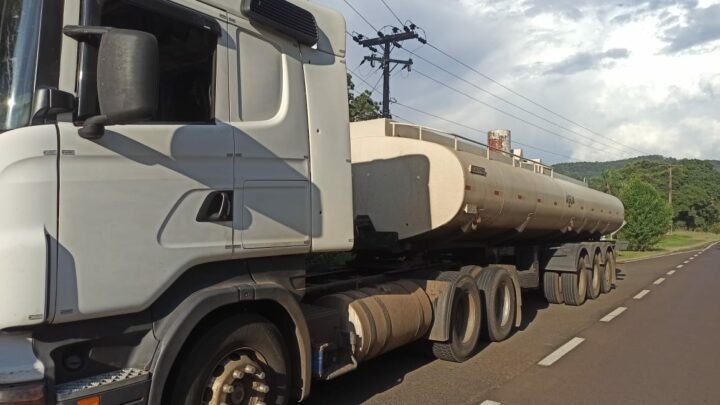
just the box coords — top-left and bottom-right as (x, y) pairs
(56, 368), (150, 405)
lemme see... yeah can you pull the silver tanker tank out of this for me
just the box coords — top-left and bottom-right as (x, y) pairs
(350, 119), (625, 248)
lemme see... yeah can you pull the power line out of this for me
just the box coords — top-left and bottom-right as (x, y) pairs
(424, 42), (650, 155)
(340, 3), (648, 156)
(391, 112), (417, 125)
(348, 31), (634, 157)
(378, 0), (405, 26)
(412, 68), (619, 156)
(349, 68), (577, 162)
(392, 101), (579, 162)
(342, 0), (378, 33)
(402, 48), (637, 157)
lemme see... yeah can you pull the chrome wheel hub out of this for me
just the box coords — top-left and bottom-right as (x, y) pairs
(205, 352), (269, 405)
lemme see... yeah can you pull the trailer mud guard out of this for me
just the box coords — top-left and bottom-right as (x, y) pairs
(542, 243), (591, 273)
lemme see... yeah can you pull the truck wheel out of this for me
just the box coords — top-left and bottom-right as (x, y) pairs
(601, 250), (615, 293)
(432, 272), (482, 362)
(543, 271), (564, 304)
(169, 314), (289, 405)
(562, 255), (589, 306)
(477, 267), (516, 342)
(587, 253), (602, 299)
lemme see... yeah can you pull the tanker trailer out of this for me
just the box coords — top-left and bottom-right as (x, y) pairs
(350, 118), (625, 251)
(305, 119), (625, 374)
(344, 117), (624, 342)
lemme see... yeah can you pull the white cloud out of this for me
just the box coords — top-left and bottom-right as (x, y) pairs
(313, 0), (720, 163)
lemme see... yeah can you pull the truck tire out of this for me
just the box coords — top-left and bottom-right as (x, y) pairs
(587, 253), (602, 299)
(168, 314), (289, 405)
(543, 271), (564, 304)
(431, 272), (482, 363)
(601, 249), (615, 293)
(562, 255), (589, 306)
(477, 267), (516, 342)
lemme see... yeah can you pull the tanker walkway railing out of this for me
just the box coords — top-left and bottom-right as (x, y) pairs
(387, 121), (588, 187)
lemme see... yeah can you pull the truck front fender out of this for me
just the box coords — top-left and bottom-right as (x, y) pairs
(148, 282), (312, 404)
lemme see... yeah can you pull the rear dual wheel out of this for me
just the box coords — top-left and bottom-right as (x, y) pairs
(432, 272), (483, 363)
(601, 249), (616, 293)
(477, 267), (516, 342)
(543, 271), (564, 304)
(587, 253), (602, 300)
(562, 254), (589, 306)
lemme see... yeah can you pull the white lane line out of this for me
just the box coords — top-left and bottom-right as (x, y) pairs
(676, 264), (684, 269)
(634, 290), (651, 300)
(480, 401), (501, 405)
(690, 257), (695, 260)
(600, 307), (628, 322)
(539, 337), (585, 366)
(684, 260), (690, 264)
(654, 277), (666, 285)
(667, 270), (676, 275)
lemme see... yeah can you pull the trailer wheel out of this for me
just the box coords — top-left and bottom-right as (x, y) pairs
(543, 271), (564, 304)
(562, 254), (589, 306)
(587, 253), (602, 299)
(169, 314), (289, 405)
(432, 272), (482, 362)
(477, 267), (516, 342)
(601, 250), (615, 293)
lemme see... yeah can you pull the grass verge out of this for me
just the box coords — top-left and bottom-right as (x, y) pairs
(618, 231), (720, 262)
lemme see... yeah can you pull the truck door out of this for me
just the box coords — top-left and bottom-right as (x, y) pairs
(227, 14), (312, 254)
(54, 0), (234, 322)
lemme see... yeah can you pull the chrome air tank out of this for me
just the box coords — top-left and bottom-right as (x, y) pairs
(350, 119), (624, 248)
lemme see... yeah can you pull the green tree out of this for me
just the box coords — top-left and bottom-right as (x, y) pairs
(619, 179), (672, 251)
(347, 74), (382, 122)
(586, 159), (720, 231)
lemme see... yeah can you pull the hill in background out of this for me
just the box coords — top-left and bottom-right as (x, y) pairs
(554, 155), (720, 181)
(554, 156), (720, 231)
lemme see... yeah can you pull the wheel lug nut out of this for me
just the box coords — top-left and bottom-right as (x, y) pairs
(233, 370), (245, 379)
(253, 382), (270, 393)
(244, 365), (257, 374)
(222, 384), (234, 394)
(256, 402), (266, 405)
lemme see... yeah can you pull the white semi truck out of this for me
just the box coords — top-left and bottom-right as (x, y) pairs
(0, 1), (624, 404)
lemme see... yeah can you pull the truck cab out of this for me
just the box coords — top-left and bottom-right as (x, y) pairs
(1, 0), (352, 403)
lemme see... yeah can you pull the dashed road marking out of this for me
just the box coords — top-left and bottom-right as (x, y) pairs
(634, 290), (651, 300)
(690, 257), (695, 260)
(677, 264), (684, 269)
(684, 260), (690, 264)
(601, 307), (627, 322)
(654, 277), (666, 285)
(667, 270), (676, 275)
(539, 337), (585, 366)
(480, 401), (501, 405)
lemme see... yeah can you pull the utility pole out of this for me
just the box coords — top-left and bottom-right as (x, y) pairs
(666, 165), (679, 234)
(354, 27), (425, 118)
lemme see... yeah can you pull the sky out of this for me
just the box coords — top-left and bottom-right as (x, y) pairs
(312, 0), (720, 164)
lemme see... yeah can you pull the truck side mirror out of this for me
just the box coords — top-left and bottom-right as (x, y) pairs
(65, 27), (159, 139)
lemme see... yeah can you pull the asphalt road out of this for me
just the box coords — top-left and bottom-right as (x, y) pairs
(302, 242), (720, 405)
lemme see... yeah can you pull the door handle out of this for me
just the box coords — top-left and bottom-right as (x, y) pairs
(197, 191), (233, 222)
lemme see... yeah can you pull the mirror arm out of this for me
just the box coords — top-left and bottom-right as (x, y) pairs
(63, 25), (111, 45)
(78, 115), (109, 140)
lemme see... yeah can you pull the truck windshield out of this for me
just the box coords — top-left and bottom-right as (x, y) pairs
(0, 0), (41, 132)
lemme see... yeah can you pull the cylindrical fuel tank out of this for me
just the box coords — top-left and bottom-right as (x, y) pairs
(314, 280), (433, 362)
(350, 119), (625, 248)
